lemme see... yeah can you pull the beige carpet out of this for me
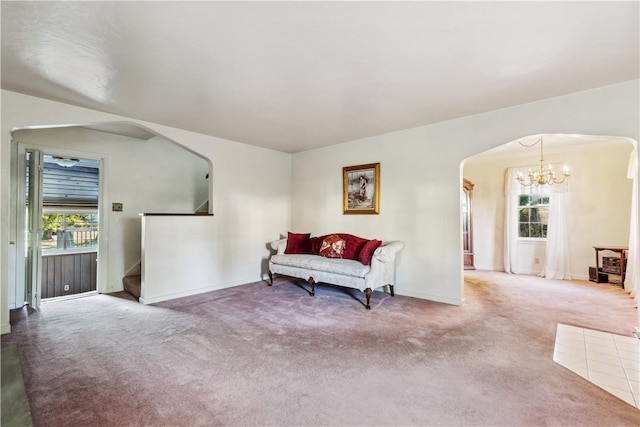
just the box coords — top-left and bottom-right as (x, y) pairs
(2, 270), (638, 426)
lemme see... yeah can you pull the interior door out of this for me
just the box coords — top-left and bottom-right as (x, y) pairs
(26, 149), (43, 307)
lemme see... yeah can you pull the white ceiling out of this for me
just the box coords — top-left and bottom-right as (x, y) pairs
(2, 1), (638, 153)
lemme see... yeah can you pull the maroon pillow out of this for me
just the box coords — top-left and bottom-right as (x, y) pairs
(358, 239), (382, 265)
(310, 235), (329, 255)
(285, 232), (311, 254)
(338, 234), (368, 260)
(319, 234), (345, 258)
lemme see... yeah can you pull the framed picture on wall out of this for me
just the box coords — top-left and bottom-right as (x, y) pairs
(343, 163), (380, 214)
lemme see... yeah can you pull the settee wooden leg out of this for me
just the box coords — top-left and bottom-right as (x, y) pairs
(308, 277), (316, 296)
(389, 284), (395, 297)
(365, 288), (372, 310)
(268, 271), (273, 286)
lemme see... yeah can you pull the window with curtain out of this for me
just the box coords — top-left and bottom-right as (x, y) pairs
(504, 166), (570, 279)
(518, 194), (549, 238)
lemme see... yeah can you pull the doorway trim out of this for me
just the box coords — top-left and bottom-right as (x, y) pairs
(13, 139), (108, 307)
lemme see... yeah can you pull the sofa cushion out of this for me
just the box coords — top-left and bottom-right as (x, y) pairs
(338, 234), (368, 260)
(310, 234), (367, 259)
(319, 234), (345, 258)
(270, 254), (370, 278)
(358, 239), (382, 265)
(310, 235), (328, 255)
(285, 232), (311, 254)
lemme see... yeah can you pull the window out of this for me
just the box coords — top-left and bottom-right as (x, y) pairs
(518, 194), (549, 238)
(41, 211), (98, 252)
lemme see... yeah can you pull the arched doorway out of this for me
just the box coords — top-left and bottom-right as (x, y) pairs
(461, 134), (636, 290)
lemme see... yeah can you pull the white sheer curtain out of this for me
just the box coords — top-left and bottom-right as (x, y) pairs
(503, 166), (571, 279)
(503, 168), (521, 273)
(624, 148), (638, 305)
(541, 181), (571, 279)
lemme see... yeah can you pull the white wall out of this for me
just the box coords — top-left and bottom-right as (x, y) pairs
(290, 80), (640, 306)
(11, 126), (210, 301)
(140, 215), (239, 304)
(464, 141), (634, 277)
(1, 90), (291, 334)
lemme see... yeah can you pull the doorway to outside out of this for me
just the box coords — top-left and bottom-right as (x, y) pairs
(25, 150), (100, 305)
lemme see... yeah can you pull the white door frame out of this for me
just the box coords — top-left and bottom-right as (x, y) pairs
(24, 148), (42, 307)
(14, 141), (108, 307)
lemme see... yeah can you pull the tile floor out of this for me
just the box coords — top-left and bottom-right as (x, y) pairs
(554, 323), (640, 409)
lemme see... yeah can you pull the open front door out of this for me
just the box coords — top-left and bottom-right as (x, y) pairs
(26, 149), (43, 307)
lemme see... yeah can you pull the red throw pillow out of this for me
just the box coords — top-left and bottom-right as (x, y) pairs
(338, 234), (368, 260)
(319, 234), (345, 258)
(358, 239), (382, 265)
(310, 235), (329, 255)
(285, 232), (311, 254)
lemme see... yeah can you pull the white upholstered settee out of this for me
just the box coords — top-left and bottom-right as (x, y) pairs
(268, 233), (404, 309)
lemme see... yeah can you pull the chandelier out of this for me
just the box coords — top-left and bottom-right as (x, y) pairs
(516, 138), (570, 187)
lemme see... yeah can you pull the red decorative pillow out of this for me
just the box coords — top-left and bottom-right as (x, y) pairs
(319, 234), (345, 258)
(310, 235), (329, 255)
(285, 232), (311, 254)
(358, 239), (382, 265)
(338, 234), (368, 260)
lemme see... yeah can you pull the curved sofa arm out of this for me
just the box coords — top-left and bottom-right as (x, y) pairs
(365, 241), (404, 291)
(270, 239), (287, 254)
(372, 241), (405, 263)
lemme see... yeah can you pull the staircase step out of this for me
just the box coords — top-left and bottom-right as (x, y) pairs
(122, 275), (141, 301)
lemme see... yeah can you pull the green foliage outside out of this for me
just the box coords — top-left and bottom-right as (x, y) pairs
(518, 195), (549, 238)
(42, 213), (62, 231)
(41, 213), (98, 251)
(43, 213), (96, 231)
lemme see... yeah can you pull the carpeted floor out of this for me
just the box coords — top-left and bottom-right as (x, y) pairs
(1, 345), (33, 426)
(2, 270), (638, 426)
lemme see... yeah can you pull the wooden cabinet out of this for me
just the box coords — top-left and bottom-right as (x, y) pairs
(591, 246), (627, 285)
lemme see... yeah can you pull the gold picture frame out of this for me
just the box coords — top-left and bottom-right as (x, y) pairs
(343, 163), (380, 214)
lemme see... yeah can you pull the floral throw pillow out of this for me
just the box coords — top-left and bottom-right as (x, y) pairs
(319, 234), (345, 258)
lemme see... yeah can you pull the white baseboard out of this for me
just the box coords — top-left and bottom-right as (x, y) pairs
(140, 276), (259, 305)
(467, 268), (590, 282)
(396, 288), (464, 306)
(471, 264), (502, 271)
